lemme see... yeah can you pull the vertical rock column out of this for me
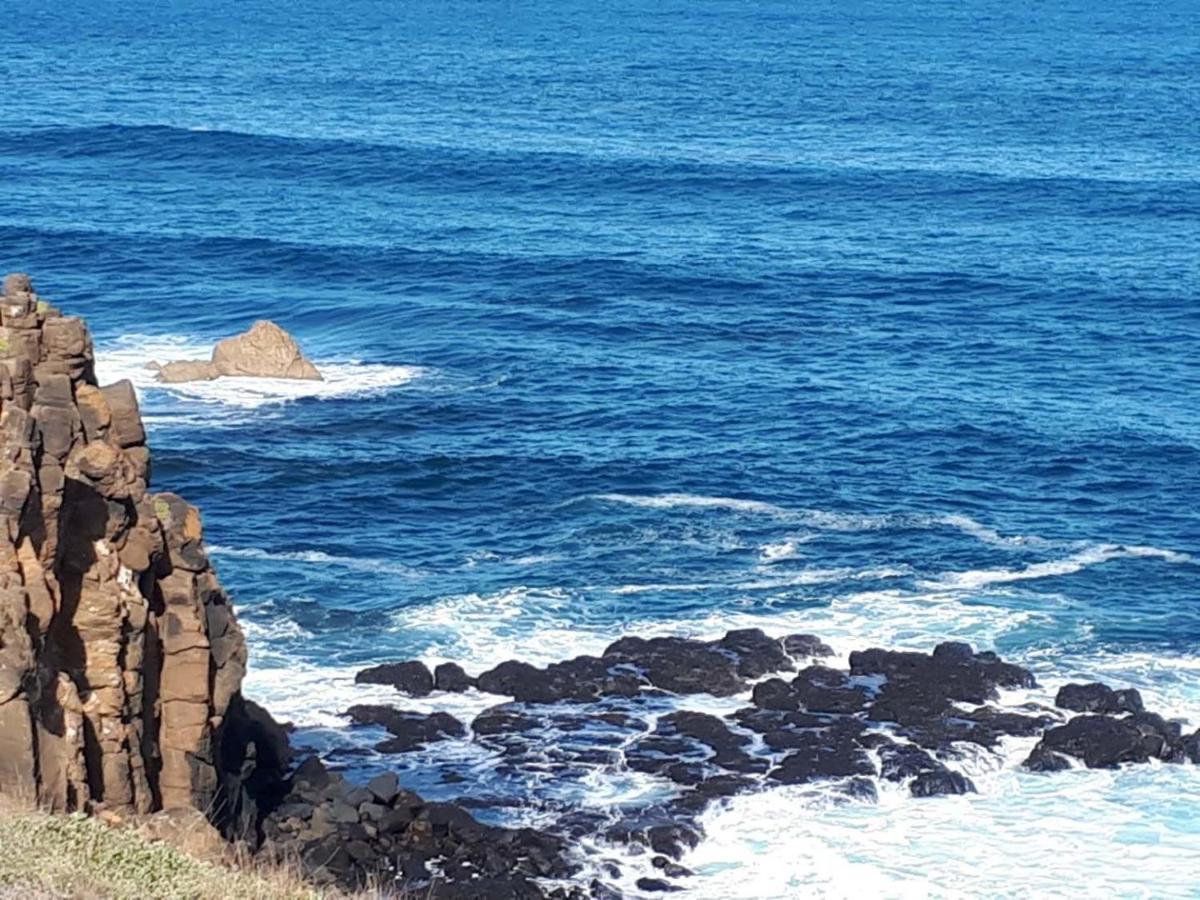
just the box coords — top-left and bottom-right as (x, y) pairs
(0, 273), (249, 819)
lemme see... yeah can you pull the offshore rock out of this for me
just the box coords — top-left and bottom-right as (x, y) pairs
(0, 274), (273, 831)
(469, 627), (808, 703)
(355, 659), (435, 695)
(151, 320), (322, 383)
(1055, 682), (1144, 715)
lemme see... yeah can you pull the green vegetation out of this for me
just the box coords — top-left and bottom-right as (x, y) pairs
(0, 808), (323, 900)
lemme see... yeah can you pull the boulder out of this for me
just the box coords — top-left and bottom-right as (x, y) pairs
(153, 320), (321, 383)
(355, 660), (434, 696)
(1055, 682), (1144, 715)
(1024, 712), (1180, 769)
(434, 662), (473, 692)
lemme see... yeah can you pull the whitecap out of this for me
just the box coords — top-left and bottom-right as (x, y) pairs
(589, 492), (792, 516)
(586, 493), (1053, 554)
(933, 513), (1051, 549)
(758, 536), (816, 562)
(920, 543), (1195, 591)
(209, 544), (423, 578)
(239, 615), (314, 642)
(609, 567), (911, 595)
(386, 586), (598, 670)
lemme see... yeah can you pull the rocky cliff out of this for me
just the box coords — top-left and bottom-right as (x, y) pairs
(0, 273), (275, 827)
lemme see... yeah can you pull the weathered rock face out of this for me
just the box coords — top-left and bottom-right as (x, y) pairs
(0, 273), (268, 824)
(152, 320), (322, 383)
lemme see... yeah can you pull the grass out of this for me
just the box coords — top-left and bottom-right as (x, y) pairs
(0, 805), (328, 900)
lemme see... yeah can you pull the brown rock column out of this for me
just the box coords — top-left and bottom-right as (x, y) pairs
(0, 273), (257, 822)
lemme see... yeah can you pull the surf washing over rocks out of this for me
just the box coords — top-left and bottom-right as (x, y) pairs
(4, 0), (1200, 893)
(2, 277), (1199, 898)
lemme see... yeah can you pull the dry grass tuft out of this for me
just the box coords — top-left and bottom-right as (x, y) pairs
(0, 801), (334, 900)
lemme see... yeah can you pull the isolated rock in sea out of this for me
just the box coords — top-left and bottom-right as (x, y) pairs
(152, 319), (322, 383)
(464, 627), (807, 704)
(0, 273), (279, 825)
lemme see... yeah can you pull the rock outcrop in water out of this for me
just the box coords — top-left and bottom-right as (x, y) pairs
(349, 632), (1200, 892)
(0, 273), (282, 824)
(151, 320), (322, 383)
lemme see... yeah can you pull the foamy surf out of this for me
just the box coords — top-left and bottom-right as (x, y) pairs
(245, 577), (1200, 898)
(590, 492), (792, 516)
(587, 493), (1056, 552)
(209, 544), (424, 578)
(921, 543), (1196, 591)
(93, 333), (424, 410)
(688, 762), (1200, 899)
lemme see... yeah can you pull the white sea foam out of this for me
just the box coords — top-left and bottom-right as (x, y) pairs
(934, 513), (1050, 549)
(462, 550), (564, 568)
(209, 544), (423, 578)
(386, 586), (602, 670)
(240, 615), (315, 642)
(758, 536), (816, 562)
(246, 572), (1200, 897)
(590, 492), (792, 516)
(588, 493), (1051, 552)
(921, 543), (1195, 591)
(243, 661), (503, 730)
(688, 762), (1200, 898)
(94, 333), (424, 410)
(610, 567), (911, 595)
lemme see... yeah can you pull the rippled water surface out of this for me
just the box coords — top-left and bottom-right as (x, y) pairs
(3, 0), (1199, 895)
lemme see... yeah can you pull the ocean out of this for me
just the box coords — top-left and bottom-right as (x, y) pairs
(3, 0), (1199, 895)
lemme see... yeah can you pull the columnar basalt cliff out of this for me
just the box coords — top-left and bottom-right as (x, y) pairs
(0, 273), (267, 822)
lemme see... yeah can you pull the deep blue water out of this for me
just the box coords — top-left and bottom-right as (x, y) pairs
(3, 0), (1200, 894)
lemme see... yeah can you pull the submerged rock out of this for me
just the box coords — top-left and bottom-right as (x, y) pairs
(151, 319), (322, 383)
(345, 704), (466, 752)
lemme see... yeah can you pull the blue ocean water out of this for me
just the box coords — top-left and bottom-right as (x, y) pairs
(3, 0), (1200, 894)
